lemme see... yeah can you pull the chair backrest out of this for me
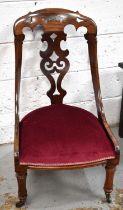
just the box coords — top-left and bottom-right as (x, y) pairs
(14, 8), (103, 118)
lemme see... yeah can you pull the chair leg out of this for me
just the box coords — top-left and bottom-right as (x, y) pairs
(16, 169), (27, 208)
(104, 159), (116, 203)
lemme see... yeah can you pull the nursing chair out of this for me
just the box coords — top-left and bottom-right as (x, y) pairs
(13, 8), (120, 207)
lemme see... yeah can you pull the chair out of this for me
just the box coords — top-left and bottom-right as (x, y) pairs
(13, 8), (120, 207)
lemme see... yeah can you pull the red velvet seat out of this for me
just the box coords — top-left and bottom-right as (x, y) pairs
(19, 104), (115, 166)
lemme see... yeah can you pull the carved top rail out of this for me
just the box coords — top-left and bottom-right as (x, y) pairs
(14, 8), (97, 35)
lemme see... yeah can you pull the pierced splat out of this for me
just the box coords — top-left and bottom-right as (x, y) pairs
(40, 31), (70, 104)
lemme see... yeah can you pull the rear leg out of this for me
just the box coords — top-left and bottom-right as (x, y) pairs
(104, 159), (117, 203)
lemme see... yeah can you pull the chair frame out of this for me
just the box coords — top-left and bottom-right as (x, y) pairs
(13, 8), (120, 207)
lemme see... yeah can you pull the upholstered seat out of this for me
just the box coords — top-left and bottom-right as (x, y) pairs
(19, 104), (115, 166)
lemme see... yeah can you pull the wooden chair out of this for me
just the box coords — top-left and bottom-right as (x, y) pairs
(13, 8), (120, 208)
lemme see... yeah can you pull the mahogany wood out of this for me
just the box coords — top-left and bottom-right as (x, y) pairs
(104, 158), (118, 203)
(13, 8), (120, 207)
(40, 31), (70, 103)
(15, 156), (27, 207)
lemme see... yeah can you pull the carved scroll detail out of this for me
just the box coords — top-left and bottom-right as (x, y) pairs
(40, 31), (70, 104)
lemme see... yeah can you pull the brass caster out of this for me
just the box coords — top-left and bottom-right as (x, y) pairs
(16, 199), (26, 208)
(105, 192), (112, 203)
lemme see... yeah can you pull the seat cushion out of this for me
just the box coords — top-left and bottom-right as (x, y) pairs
(19, 104), (115, 166)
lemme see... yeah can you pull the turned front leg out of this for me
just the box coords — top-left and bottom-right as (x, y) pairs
(16, 170), (27, 208)
(104, 159), (116, 203)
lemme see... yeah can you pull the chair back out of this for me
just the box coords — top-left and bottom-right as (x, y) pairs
(14, 8), (101, 107)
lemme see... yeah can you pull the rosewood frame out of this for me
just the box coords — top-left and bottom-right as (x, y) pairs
(13, 8), (120, 207)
